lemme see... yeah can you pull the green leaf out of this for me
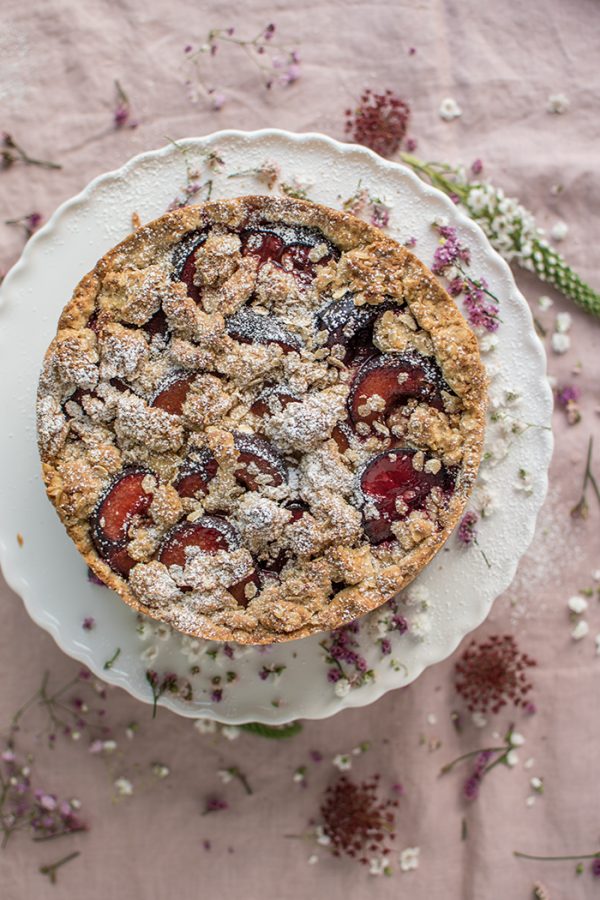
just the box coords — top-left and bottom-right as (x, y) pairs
(239, 721), (303, 739)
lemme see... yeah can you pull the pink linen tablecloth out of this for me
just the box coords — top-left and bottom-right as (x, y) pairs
(1, 1), (599, 898)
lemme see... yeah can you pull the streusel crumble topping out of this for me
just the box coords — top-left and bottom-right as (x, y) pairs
(37, 196), (486, 643)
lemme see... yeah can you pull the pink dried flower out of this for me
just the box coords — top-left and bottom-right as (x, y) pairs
(345, 89), (410, 157)
(113, 80), (138, 129)
(210, 91), (226, 111)
(455, 634), (537, 714)
(458, 511), (478, 545)
(203, 796), (228, 814)
(471, 158), (483, 176)
(319, 774), (398, 863)
(432, 225), (471, 273)
(556, 384), (581, 425)
(87, 567), (107, 587)
(5, 211), (43, 240)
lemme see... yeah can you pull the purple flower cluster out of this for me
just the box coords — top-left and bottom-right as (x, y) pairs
(556, 384), (582, 425)
(458, 511), (479, 545)
(461, 277), (499, 332)
(432, 226), (499, 332)
(462, 750), (494, 801)
(322, 622), (371, 686)
(5, 211), (43, 240)
(203, 796), (228, 814)
(0, 749), (87, 844)
(146, 670), (193, 717)
(87, 566), (107, 588)
(113, 81), (138, 130)
(431, 225), (471, 274)
(345, 89), (410, 157)
(557, 384), (580, 406)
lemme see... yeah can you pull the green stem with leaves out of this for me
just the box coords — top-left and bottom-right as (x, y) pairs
(400, 152), (600, 317)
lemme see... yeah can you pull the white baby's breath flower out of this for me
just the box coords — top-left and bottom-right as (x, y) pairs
(408, 611), (431, 642)
(478, 333), (498, 354)
(180, 636), (205, 661)
(332, 753), (352, 771)
(102, 740), (117, 754)
(307, 854), (319, 865)
(526, 795), (536, 808)
(551, 221), (568, 242)
(568, 595), (589, 614)
(402, 583), (430, 608)
(471, 711), (488, 728)
(571, 620), (589, 641)
(530, 776), (544, 792)
(506, 750), (520, 767)
(140, 644), (159, 663)
(551, 332), (570, 354)
(538, 295), (554, 311)
(334, 678), (351, 698)
(475, 487), (497, 519)
(194, 718), (217, 734)
(114, 776), (133, 796)
(369, 857), (390, 876)
(315, 825), (331, 846)
(221, 726), (241, 741)
(509, 731), (526, 747)
(399, 846), (420, 872)
(218, 768), (234, 784)
(555, 312), (572, 334)
(439, 98), (462, 121)
(547, 93), (569, 114)
(152, 763), (170, 779)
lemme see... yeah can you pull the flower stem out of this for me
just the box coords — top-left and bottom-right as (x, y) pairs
(571, 436), (599, 518)
(399, 152), (600, 317)
(440, 746), (506, 775)
(39, 851), (80, 884)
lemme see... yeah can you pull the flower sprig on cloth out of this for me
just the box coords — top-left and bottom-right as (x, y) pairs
(514, 848), (600, 880)
(440, 725), (526, 800)
(1, 133), (61, 171)
(570, 436), (600, 519)
(5, 212), (43, 240)
(400, 152), (600, 316)
(113, 81), (138, 130)
(39, 851), (81, 884)
(184, 24), (300, 109)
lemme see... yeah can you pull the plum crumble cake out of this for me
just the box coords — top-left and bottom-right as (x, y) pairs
(36, 196), (486, 644)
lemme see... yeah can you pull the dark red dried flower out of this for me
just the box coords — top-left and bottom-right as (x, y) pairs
(345, 90), (410, 157)
(455, 634), (536, 714)
(320, 775), (397, 863)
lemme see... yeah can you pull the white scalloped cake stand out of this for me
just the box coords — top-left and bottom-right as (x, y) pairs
(0, 130), (553, 723)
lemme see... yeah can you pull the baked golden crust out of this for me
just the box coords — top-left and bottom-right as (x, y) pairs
(37, 196), (487, 644)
